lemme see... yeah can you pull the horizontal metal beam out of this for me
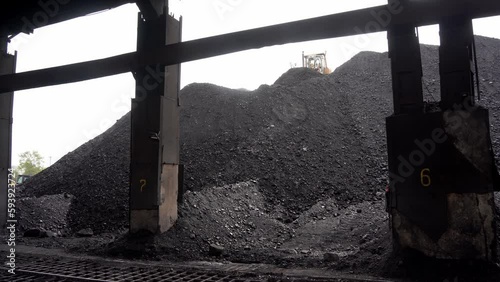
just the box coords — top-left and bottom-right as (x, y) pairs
(1, 0), (499, 93)
(143, 0), (500, 67)
(0, 53), (136, 93)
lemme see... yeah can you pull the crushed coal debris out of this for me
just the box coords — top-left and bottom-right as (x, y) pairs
(17, 194), (72, 236)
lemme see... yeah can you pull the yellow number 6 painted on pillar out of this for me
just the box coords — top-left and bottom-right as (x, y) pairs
(420, 168), (431, 187)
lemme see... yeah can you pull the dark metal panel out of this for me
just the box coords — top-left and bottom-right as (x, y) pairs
(1, 0), (500, 93)
(130, 94), (162, 209)
(136, 0), (166, 20)
(386, 112), (448, 240)
(386, 107), (500, 239)
(388, 23), (424, 114)
(0, 49), (16, 228)
(439, 17), (475, 109)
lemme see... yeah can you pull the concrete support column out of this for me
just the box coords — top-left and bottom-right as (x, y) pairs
(0, 38), (16, 230)
(130, 4), (182, 234)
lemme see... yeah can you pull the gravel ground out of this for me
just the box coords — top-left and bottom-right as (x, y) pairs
(17, 194), (73, 235)
(16, 35), (500, 281)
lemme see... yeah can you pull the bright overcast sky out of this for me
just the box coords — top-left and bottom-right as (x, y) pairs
(7, 0), (500, 167)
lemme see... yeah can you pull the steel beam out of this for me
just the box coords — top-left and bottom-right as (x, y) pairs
(0, 38), (16, 230)
(0, 0), (499, 94)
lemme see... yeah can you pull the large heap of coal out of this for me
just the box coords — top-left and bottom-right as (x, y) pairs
(21, 114), (131, 234)
(21, 35), (500, 235)
(180, 71), (382, 222)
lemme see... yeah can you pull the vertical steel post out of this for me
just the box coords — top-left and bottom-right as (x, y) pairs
(130, 2), (181, 234)
(388, 23), (424, 114)
(0, 37), (16, 230)
(439, 16), (475, 109)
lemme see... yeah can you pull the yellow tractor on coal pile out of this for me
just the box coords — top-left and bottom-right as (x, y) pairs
(302, 51), (331, 74)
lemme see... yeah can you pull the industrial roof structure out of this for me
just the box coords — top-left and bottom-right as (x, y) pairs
(0, 0), (140, 37)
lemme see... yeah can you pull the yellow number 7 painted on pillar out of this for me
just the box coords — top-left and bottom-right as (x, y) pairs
(140, 179), (147, 192)
(420, 168), (431, 187)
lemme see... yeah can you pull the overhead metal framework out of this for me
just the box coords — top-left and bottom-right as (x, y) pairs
(0, 0), (177, 232)
(1, 0), (500, 94)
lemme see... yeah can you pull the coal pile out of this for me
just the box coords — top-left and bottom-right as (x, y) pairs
(17, 194), (73, 235)
(475, 36), (500, 166)
(180, 69), (382, 222)
(106, 181), (298, 262)
(106, 182), (389, 267)
(177, 181), (294, 250)
(19, 35), (500, 243)
(274, 67), (324, 87)
(21, 113), (130, 234)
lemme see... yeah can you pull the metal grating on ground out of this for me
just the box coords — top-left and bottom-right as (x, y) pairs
(0, 271), (78, 281)
(2, 253), (357, 282)
(7, 254), (264, 282)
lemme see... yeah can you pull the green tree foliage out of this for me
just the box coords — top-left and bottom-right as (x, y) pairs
(15, 151), (45, 176)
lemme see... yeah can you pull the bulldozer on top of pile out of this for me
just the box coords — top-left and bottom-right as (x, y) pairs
(302, 51), (331, 74)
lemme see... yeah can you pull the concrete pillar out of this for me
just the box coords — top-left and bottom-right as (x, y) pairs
(159, 15), (181, 233)
(0, 38), (16, 230)
(130, 6), (182, 234)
